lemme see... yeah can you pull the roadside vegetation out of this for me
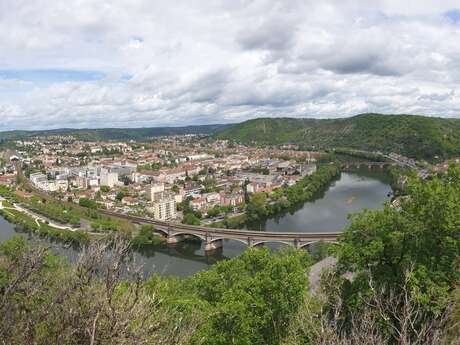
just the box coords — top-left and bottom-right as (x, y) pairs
(0, 185), (164, 247)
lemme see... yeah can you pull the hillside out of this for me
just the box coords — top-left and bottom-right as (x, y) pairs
(215, 114), (460, 160)
(0, 124), (232, 142)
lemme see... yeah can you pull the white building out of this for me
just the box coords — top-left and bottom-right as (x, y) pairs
(30, 172), (47, 185)
(100, 168), (118, 188)
(148, 192), (176, 221)
(146, 183), (165, 201)
(187, 153), (213, 161)
(204, 192), (220, 205)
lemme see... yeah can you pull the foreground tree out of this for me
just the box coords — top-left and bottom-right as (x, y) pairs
(321, 164), (460, 343)
(187, 248), (311, 345)
(283, 268), (455, 345)
(0, 236), (199, 345)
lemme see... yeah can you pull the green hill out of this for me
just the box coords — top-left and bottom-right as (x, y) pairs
(0, 124), (231, 142)
(215, 114), (460, 160)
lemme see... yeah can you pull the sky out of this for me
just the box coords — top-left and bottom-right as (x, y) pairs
(1, 0), (460, 131)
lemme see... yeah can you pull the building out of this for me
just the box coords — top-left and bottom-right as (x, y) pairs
(220, 193), (244, 207)
(30, 172), (48, 185)
(148, 192), (177, 221)
(146, 183), (165, 201)
(203, 192), (220, 205)
(75, 176), (89, 189)
(190, 196), (207, 211)
(121, 196), (137, 206)
(301, 164), (317, 176)
(0, 175), (16, 186)
(100, 168), (118, 187)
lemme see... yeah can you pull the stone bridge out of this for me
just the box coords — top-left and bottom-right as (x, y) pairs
(339, 161), (395, 169)
(122, 215), (340, 252)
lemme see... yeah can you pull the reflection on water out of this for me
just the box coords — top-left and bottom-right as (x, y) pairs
(255, 170), (392, 233)
(0, 169), (391, 277)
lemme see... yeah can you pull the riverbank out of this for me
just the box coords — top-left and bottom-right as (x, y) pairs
(0, 206), (92, 245)
(209, 164), (341, 229)
(0, 185), (166, 247)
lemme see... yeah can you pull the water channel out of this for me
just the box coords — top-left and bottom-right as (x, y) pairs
(0, 168), (392, 277)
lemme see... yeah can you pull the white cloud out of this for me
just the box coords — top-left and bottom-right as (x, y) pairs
(1, 0), (460, 130)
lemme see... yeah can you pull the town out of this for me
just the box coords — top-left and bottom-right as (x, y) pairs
(0, 135), (321, 228)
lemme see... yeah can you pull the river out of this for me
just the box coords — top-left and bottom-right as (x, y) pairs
(0, 168), (391, 277)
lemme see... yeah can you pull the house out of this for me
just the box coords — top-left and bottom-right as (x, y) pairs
(220, 193), (244, 207)
(121, 197), (137, 206)
(0, 175), (16, 185)
(190, 197), (208, 211)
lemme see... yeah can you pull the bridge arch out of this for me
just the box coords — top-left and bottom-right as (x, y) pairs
(154, 228), (169, 237)
(251, 240), (294, 248)
(298, 240), (340, 249)
(208, 237), (249, 247)
(168, 232), (206, 242)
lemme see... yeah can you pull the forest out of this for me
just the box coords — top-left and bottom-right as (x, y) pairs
(216, 113), (460, 160)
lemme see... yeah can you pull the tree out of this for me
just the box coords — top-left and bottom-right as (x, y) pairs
(115, 191), (125, 202)
(182, 213), (201, 226)
(284, 267), (454, 345)
(100, 186), (110, 193)
(121, 175), (131, 186)
(189, 248), (310, 344)
(0, 236), (199, 345)
(206, 206), (221, 218)
(79, 197), (97, 209)
(246, 192), (268, 222)
(131, 225), (160, 246)
(333, 164), (460, 341)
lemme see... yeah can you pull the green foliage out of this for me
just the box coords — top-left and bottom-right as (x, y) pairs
(206, 205), (223, 218)
(246, 192), (269, 222)
(182, 213), (201, 226)
(0, 209), (89, 245)
(78, 197), (98, 209)
(115, 191), (125, 202)
(187, 248), (311, 345)
(336, 164), (460, 326)
(445, 288), (460, 344)
(0, 124), (232, 141)
(216, 114), (460, 160)
(131, 225), (164, 247)
(100, 185), (110, 193)
(0, 237), (198, 345)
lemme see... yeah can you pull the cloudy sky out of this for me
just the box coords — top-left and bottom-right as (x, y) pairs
(1, 0), (460, 130)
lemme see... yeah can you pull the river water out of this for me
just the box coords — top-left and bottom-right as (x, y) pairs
(0, 169), (391, 277)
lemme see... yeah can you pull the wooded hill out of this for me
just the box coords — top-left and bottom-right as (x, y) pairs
(215, 113), (460, 160)
(0, 124), (232, 141)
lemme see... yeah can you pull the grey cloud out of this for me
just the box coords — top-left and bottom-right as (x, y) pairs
(321, 53), (401, 76)
(1, 1), (460, 130)
(236, 18), (297, 51)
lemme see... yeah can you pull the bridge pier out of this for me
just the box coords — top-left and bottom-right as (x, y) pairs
(167, 234), (186, 244)
(205, 239), (223, 252)
(294, 239), (303, 249)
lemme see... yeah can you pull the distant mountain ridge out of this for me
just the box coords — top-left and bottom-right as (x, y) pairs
(3, 114), (460, 160)
(215, 113), (460, 160)
(0, 124), (233, 141)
